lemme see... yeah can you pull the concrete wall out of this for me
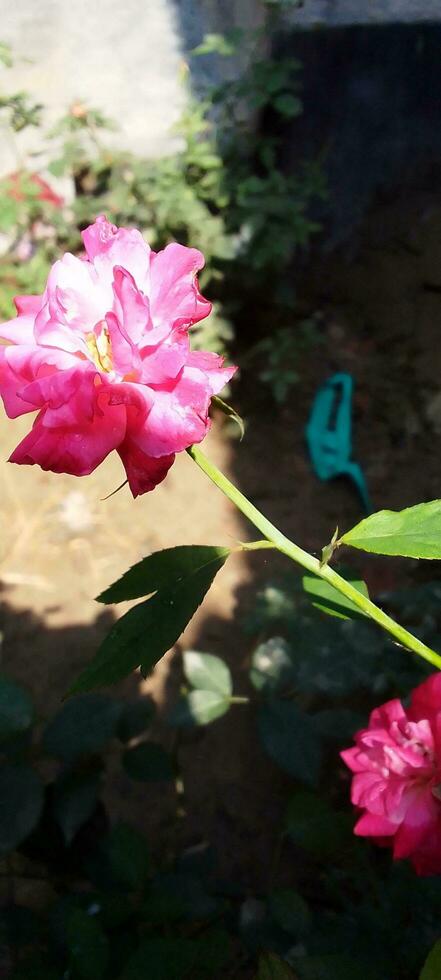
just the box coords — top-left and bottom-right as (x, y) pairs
(0, 0), (188, 175)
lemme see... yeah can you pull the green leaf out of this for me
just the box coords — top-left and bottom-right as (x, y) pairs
(269, 888), (311, 938)
(123, 937), (197, 980)
(312, 708), (365, 742)
(169, 689), (231, 727)
(295, 954), (380, 980)
(66, 908), (109, 980)
(284, 790), (351, 858)
(97, 545), (230, 604)
(123, 930), (229, 979)
(116, 698), (156, 742)
(258, 701), (322, 785)
(123, 742), (174, 782)
(211, 395), (245, 440)
(0, 42), (13, 67)
(257, 953), (297, 979)
(273, 93), (302, 117)
(341, 500), (441, 559)
(192, 30), (242, 57)
(302, 573), (369, 620)
(52, 768), (101, 845)
(0, 766), (43, 853)
(107, 822), (149, 890)
(0, 196), (19, 231)
(43, 695), (122, 760)
(250, 637), (296, 694)
(183, 650), (232, 696)
(420, 939), (441, 979)
(0, 676), (33, 743)
(70, 550), (229, 693)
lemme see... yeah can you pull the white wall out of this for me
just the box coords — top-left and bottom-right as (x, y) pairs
(0, 0), (187, 175)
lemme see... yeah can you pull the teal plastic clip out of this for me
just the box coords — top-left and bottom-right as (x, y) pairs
(305, 372), (371, 513)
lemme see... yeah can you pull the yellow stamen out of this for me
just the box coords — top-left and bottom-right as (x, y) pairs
(86, 321), (113, 372)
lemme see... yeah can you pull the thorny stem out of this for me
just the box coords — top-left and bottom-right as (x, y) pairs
(187, 444), (441, 672)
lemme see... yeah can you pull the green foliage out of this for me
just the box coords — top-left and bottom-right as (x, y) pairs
(257, 952), (297, 979)
(0, 92), (42, 132)
(183, 650), (232, 697)
(122, 742), (173, 782)
(66, 908), (109, 980)
(97, 545), (230, 604)
(107, 822), (150, 890)
(302, 572), (369, 620)
(284, 790), (351, 859)
(170, 650), (234, 726)
(420, 939), (441, 979)
(0, 765), (43, 853)
(42, 694), (122, 760)
(258, 700), (322, 785)
(247, 318), (323, 405)
(268, 889), (311, 938)
(52, 767), (101, 845)
(0, 675), (33, 742)
(171, 688), (232, 726)
(341, 499), (441, 558)
(211, 395), (245, 440)
(71, 546), (230, 693)
(2, 576), (441, 978)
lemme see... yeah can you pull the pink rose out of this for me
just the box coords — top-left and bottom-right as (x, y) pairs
(0, 216), (236, 496)
(341, 673), (441, 875)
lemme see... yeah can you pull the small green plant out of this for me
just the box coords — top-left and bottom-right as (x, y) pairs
(0, 44), (42, 133)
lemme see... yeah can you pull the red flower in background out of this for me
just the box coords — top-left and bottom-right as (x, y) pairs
(5, 171), (63, 208)
(342, 672), (441, 875)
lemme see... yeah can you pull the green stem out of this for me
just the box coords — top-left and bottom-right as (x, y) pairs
(187, 444), (441, 671)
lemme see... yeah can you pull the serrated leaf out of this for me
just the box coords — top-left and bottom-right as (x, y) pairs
(169, 689), (231, 727)
(258, 701), (322, 785)
(43, 695), (122, 760)
(420, 939), (441, 979)
(184, 650), (232, 696)
(123, 742), (174, 782)
(97, 545), (230, 604)
(52, 768), (101, 845)
(0, 676), (33, 743)
(70, 551), (229, 693)
(302, 573), (369, 620)
(257, 953), (297, 979)
(0, 766), (44, 854)
(341, 500), (441, 558)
